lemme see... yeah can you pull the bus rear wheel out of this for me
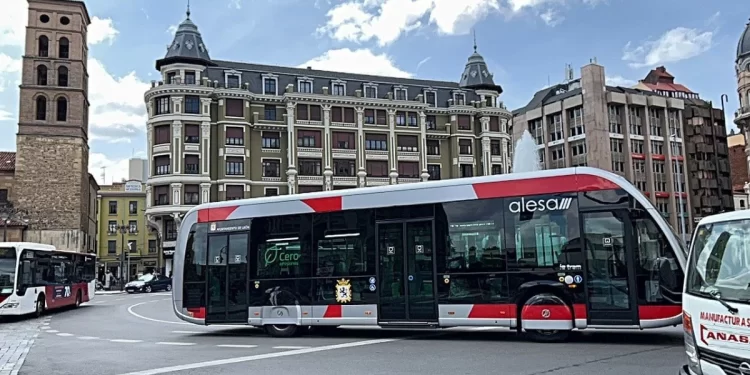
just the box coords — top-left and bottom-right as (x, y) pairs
(264, 324), (299, 337)
(524, 329), (570, 343)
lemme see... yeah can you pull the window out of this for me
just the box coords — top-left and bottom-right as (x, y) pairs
(225, 157), (244, 176)
(366, 160), (388, 177)
(408, 112), (418, 127)
(314, 211), (376, 289)
(108, 201), (117, 215)
(364, 109), (375, 124)
(650, 140), (664, 155)
(107, 220), (117, 234)
(154, 125), (170, 144)
(184, 72), (196, 85)
(460, 164), (473, 177)
(332, 131), (355, 149)
(457, 115), (471, 130)
(38, 35), (49, 57)
(427, 164), (441, 180)
(395, 111), (406, 126)
(0, 189), (7, 203)
(395, 88), (407, 100)
(332, 83), (345, 96)
(226, 75), (240, 88)
(492, 165), (503, 175)
(107, 240), (116, 254)
(634, 201), (684, 303)
(54, 66), (69, 87)
(184, 124), (200, 143)
(397, 135), (418, 152)
(165, 218), (177, 241)
(155, 96), (170, 115)
(426, 140), (440, 155)
(262, 159), (280, 177)
(128, 221), (138, 234)
(298, 80), (312, 93)
(425, 91), (436, 106)
(454, 93), (465, 105)
(154, 186), (169, 206)
(56, 97), (67, 121)
(365, 133), (387, 150)
(297, 130), (320, 148)
(298, 159), (322, 176)
(185, 96), (200, 114)
(264, 105), (276, 121)
(331, 107), (355, 123)
(36, 65), (47, 85)
(184, 225), (207, 285)
(458, 139), (472, 155)
(251, 215), (311, 279)
(167, 72), (177, 84)
(225, 185), (244, 200)
(225, 127), (244, 146)
(154, 155), (170, 175)
(263, 77), (277, 95)
(225, 99), (244, 117)
(184, 184), (200, 205)
(35, 97), (46, 120)
(334, 159), (355, 176)
(58, 37), (69, 58)
(148, 240), (157, 253)
(398, 162), (419, 178)
(365, 85), (377, 98)
(490, 140), (501, 155)
(490, 117), (500, 132)
(262, 132), (280, 149)
(128, 201), (137, 215)
(184, 155), (200, 174)
(426, 115), (436, 130)
(265, 188), (279, 197)
(568, 107), (584, 136)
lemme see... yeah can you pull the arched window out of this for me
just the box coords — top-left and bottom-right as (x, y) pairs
(38, 35), (49, 57)
(57, 66), (68, 87)
(56, 97), (68, 122)
(36, 65), (47, 85)
(35, 97), (47, 120)
(58, 37), (69, 59)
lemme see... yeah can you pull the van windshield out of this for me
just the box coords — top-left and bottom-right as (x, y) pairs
(687, 219), (750, 303)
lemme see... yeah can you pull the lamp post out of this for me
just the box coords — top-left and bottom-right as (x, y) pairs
(113, 221), (129, 291)
(0, 202), (29, 242)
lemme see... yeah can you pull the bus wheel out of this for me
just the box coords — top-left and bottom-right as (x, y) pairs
(519, 293), (573, 343)
(35, 295), (46, 318)
(524, 329), (570, 343)
(264, 324), (299, 337)
(74, 291), (82, 308)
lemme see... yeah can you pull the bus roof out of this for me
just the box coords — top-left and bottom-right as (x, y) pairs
(191, 166), (633, 223)
(695, 210), (750, 227)
(0, 242), (89, 255)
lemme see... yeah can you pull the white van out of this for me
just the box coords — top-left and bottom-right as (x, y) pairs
(680, 210), (750, 375)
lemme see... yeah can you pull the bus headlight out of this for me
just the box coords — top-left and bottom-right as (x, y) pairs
(683, 311), (702, 375)
(0, 303), (19, 308)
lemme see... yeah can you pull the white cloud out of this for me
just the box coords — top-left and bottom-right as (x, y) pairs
(87, 59), (150, 135)
(0, 0), (26, 47)
(88, 17), (119, 45)
(0, 53), (21, 92)
(167, 25), (179, 35)
(89, 152), (132, 185)
(622, 27), (714, 68)
(606, 75), (636, 87)
(299, 48), (412, 78)
(229, 0), (242, 9)
(0, 108), (12, 121)
(539, 8), (563, 26)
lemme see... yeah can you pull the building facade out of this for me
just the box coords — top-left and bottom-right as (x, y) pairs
(143, 11), (513, 273)
(12, 0), (98, 252)
(129, 158), (148, 181)
(97, 180), (158, 280)
(512, 63), (692, 240)
(735, 20), (750, 177)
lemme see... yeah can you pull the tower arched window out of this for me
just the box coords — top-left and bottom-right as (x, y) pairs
(57, 66), (68, 87)
(58, 37), (69, 59)
(56, 97), (68, 122)
(38, 35), (49, 57)
(35, 97), (47, 120)
(36, 65), (47, 85)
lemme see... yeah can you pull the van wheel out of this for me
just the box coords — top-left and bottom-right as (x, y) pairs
(265, 324), (299, 337)
(35, 295), (46, 318)
(524, 329), (570, 343)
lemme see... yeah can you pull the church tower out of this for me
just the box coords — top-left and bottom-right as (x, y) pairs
(735, 18), (750, 175)
(14, 0), (96, 251)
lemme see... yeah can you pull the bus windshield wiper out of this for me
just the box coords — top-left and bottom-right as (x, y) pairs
(707, 289), (739, 314)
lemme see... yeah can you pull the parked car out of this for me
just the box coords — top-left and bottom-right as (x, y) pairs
(125, 274), (172, 293)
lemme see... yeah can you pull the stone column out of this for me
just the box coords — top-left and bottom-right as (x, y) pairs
(502, 138), (510, 173)
(322, 105), (333, 190)
(481, 136), (491, 175)
(146, 123), (153, 179)
(201, 122), (210, 175)
(171, 120), (182, 174)
(200, 183), (211, 204)
(285, 102), (298, 194)
(419, 112), (429, 181)
(145, 185), (152, 209)
(356, 107), (366, 187)
(170, 183), (182, 206)
(388, 109), (398, 184)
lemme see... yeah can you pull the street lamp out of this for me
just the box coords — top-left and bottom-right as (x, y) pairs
(112, 221), (129, 291)
(670, 133), (688, 243)
(0, 202), (29, 242)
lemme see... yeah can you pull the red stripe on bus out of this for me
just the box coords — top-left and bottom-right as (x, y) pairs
(323, 304), (342, 318)
(197, 206), (239, 223)
(467, 304), (515, 319)
(573, 304), (587, 319)
(301, 197), (342, 213)
(521, 304), (572, 321)
(471, 174), (620, 199)
(638, 305), (682, 320)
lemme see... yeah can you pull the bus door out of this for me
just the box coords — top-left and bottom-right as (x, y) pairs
(580, 210), (639, 326)
(205, 232), (249, 324)
(376, 219), (438, 324)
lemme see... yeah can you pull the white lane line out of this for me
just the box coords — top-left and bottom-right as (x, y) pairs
(110, 339), (143, 343)
(156, 342), (196, 346)
(77, 336), (99, 340)
(171, 331), (203, 334)
(46, 330), (59, 333)
(41, 326), (50, 330)
(56, 333), (74, 337)
(116, 337), (406, 375)
(127, 301), (237, 328)
(217, 345), (258, 348)
(272, 346), (311, 349)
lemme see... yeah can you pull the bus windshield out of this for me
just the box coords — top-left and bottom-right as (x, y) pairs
(0, 247), (16, 294)
(687, 219), (750, 303)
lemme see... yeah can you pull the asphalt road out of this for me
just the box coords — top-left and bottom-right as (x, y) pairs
(5, 292), (687, 375)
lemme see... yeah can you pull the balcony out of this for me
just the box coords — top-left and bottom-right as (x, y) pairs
(396, 150), (419, 162)
(297, 147), (323, 158)
(298, 175), (323, 185)
(152, 142), (171, 154)
(366, 177), (389, 186)
(332, 148), (356, 159)
(735, 106), (750, 124)
(365, 149), (389, 161)
(332, 176), (357, 187)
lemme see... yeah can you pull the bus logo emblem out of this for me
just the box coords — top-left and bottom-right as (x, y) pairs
(508, 197), (573, 213)
(335, 279), (352, 304)
(541, 309), (551, 319)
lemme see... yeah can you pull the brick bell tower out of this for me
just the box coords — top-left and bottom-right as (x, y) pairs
(14, 0), (94, 251)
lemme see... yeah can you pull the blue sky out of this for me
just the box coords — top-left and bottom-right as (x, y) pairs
(0, 0), (746, 184)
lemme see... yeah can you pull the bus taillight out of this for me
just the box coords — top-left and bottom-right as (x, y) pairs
(186, 307), (205, 319)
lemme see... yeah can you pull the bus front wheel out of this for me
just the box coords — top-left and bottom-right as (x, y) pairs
(524, 329), (570, 343)
(264, 324), (299, 337)
(34, 295), (46, 318)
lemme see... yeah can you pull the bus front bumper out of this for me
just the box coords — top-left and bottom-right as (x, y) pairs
(678, 365), (691, 375)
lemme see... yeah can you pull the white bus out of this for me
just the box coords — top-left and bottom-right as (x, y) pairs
(0, 242), (96, 317)
(680, 210), (750, 375)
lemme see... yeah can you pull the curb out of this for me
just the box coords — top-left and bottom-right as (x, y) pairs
(95, 291), (127, 295)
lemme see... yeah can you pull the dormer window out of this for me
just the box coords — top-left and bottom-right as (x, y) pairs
(166, 72), (177, 84)
(424, 90), (437, 107)
(394, 87), (407, 100)
(453, 92), (466, 105)
(184, 71), (196, 85)
(226, 75), (240, 88)
(332, 81), (346, 96)
(298, 78), (313, 93)
(364, 83), (377, 98)
(262, 74), (278, 95)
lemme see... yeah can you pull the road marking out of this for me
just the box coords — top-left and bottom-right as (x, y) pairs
(172, 331), (203, 334)
(110, 339), (143, 343)
(273, 346), (311, 349)
(41, 326), (50, 330)
(116, 337), (405, 375)
(127, 301), (237, 327)
(56, 333), (74, 337)
(217, 345), (258, 348)
(156, 342), (196, 346)
(46, 330), (59, 333)
(77, 336), (99, 340)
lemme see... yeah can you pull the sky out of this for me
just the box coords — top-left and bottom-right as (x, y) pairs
(0, 0), (747, 185)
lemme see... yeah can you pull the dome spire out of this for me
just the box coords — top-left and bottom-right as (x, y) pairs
(473, 28), (477, 53)
(186, 0), (191, 19)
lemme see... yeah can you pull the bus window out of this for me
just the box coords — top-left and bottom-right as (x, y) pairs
(184, 224), (207, 310)
(0, 247), (16, 295)
(252, 215), (312, 279)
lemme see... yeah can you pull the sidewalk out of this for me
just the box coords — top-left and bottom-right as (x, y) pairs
(95, 290), (126, 295)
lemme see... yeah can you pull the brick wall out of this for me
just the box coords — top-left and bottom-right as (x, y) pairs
(730, 144), (748, 188)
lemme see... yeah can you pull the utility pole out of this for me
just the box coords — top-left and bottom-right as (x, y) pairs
(114, 221), (128, 290)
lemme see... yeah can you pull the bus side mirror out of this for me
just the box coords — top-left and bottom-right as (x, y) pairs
(657, 257), (676, 290)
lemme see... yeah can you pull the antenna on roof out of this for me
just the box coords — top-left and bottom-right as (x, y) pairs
(100, 166), (106, 185)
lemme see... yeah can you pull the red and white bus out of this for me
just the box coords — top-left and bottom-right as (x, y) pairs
(172, 167), (686, 341)
(0, 242), (96, 317)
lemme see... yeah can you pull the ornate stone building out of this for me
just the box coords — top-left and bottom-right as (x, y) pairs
(736, 19), (750, 173)
(143, 10), (513, 274)
(12, 0), (99, 252)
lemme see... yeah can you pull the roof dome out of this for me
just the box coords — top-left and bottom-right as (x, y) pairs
(737, 18), (750, 62)
(155, 7), (214, 70)
(458, 44), (502, 93)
